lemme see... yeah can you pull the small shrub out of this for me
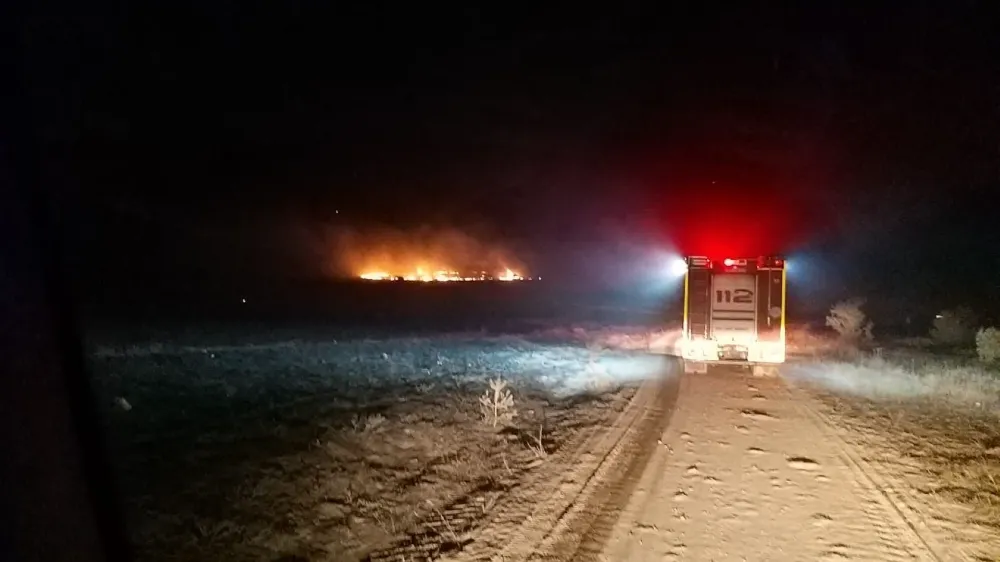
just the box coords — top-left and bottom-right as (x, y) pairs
(976, 327), (1000, 363)
(930, 307), (976, 346)
(351, 413), (386, 433)
(479, 377), (517, 428)
(826, 298), (873, 342)
(526, 424), (547, 459)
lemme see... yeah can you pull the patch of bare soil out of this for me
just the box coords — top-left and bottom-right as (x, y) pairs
(91, 334), (660, 561)
(815, 392), (1000, 560)
(598, 369), (941, 561)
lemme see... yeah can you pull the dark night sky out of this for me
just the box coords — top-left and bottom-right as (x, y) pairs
(15, 2), (1000, 313)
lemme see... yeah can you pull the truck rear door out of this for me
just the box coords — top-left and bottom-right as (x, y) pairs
(755, 258), (785, 344)
(710, 271), (757, 342)
(684, 257), (712, 339)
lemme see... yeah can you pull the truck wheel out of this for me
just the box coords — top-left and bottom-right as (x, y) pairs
(684, 360), (708, 375)
(752, 364), (779, 377)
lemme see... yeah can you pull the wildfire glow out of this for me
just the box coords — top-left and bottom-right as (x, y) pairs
(497, 268), (523, 281)
(335, 226), (528, 283)
(359, 266), (526, 282)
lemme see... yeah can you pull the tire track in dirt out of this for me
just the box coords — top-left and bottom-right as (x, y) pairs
(434, 356), (681, 562)
(526, 359), (680, 562)
(597, 370), (942, 561)
(767, 379), (931, 562)
(787, 383), (946, 561)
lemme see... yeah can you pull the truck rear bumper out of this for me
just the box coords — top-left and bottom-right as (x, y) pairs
(680, 337), (785, 365)
(682, 360), (781, 376)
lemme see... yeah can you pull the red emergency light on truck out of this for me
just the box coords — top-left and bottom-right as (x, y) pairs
(680, 256), (786, 375)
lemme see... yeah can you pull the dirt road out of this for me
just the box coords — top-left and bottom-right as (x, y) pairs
(592, 369), (945, 561)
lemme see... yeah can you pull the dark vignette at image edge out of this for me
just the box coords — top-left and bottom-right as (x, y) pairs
(7, 2), (1000, 561)
(1, 149), (130, 560)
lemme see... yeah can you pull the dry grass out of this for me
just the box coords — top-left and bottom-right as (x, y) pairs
(785, 324), (847, 358)
(89, 328), (662, 561)
(820, 395), (1000, 532)
(785, 352), (1000, 409)
(786, 346), (1000, 558)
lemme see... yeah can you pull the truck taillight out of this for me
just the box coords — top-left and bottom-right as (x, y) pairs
(723, 258), (735, 267)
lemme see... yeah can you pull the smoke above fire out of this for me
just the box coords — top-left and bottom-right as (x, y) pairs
(329, 226), (527, 280)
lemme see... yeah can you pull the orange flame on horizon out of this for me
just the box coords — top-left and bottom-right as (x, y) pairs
(334, 226), (528, 282)
(358, 266), (526, 282)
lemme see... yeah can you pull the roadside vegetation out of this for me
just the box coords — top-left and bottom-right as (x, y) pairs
(786, 299), (1000, 546)
(88, 326), (667, 561)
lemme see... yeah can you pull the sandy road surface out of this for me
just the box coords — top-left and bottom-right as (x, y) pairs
(598, 370), (944, 562)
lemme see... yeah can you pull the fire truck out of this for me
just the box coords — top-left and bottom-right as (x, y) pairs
(679, 256), (786, 375)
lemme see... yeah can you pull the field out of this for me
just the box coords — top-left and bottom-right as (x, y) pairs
(82, 282), (1000, 560)
(83, 283), (677, 561)
(783, 337), (1000, 555)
